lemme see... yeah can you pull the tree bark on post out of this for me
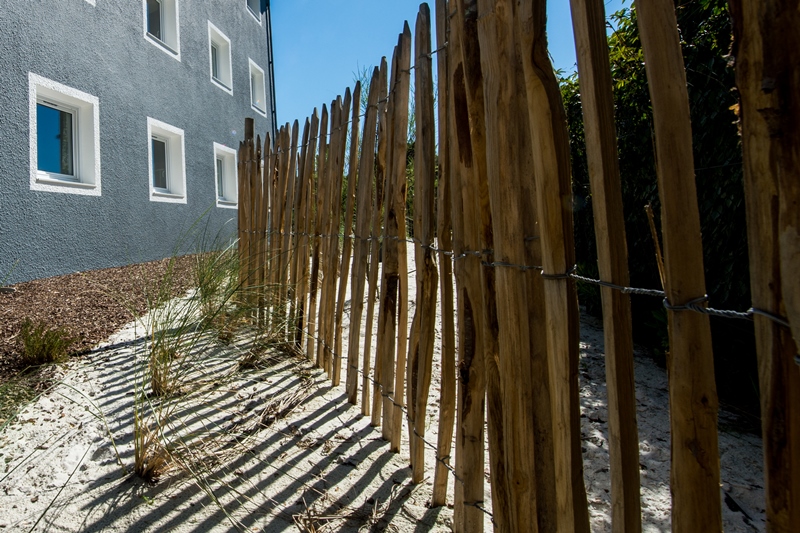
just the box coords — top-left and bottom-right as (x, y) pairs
(635, 0), (722, 530)
(569, 1), (641, 531)
(307, 106), (329, 364)
(407, 3), (440, 485)
(447, 4), (490, 529)
(347, 71), (380, 406)
(514, 1), (589, 530)
(368, 58), (390, 424)
(431, 0), (458, 509)
(729, 1), (800, 530)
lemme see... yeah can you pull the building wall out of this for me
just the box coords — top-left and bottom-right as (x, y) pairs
(0, 0), (275, 284)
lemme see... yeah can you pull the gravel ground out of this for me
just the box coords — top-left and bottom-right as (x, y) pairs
(0, 257), (194, 423)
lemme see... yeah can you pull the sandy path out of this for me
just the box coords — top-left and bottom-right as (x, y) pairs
(0, 252), (765, 532)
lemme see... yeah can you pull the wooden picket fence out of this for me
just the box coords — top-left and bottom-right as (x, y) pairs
(237, 1), (800, 531)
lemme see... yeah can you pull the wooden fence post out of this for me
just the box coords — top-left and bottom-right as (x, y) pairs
(317, 98), (342, 372)
(347, 70), (381, 405)
(635, 0), (722, 529)
(295, 113), (319, 347)
(729, 1), (800, 530)
(322, 92), (351, 377)
(369, 58), (390, 425)
(569, 0), (641, 531)
(307, 105), (329, 363)
(431, 0), (457, 509)
(377, 25), (412, 453)
(289, 120), (311, 342)
(512, 0), (590, 530)
(280, 123), (300, 335)
(334, 82), (362, 386)
(406, 3), (440, 484)
(449, 2), (492, 530)
(390, 27), (412, 455)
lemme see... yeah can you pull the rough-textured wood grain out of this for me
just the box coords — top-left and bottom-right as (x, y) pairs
(377, 27), (412, 453)
(450, 3), (491, 530)
(327, 92), (351, 376)
(635, 0), (722, 530)
(347, 71), (380, 406)
(476, 1), (566, 530)
(271, 125), (291, 324)
(377, 49), (401, 442)
(306, 106), (329, 364)
(288, 121), (310, 339)
(513, 1), (589, 530)
(569, 1), (641, 530)
(334, 82), (362, 386)
(431, 0), (457, 509)
(316, 101), (338, 372)
(758, 0), (800, 358)
(389, 26), (412, 454)
(256, 133), (272, 327)
(280, 123), (300, 335)
(445, 27), (470, 529)
(369, 59), (390, 425)
(729, 2), (800, 530)
(406, 4), (439, 485)
(319, 94), (350, 375)
(295, 114), (320, 346)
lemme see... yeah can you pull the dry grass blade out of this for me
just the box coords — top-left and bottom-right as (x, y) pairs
(133, 410), (171, 483)
(292, 497), (352, 533)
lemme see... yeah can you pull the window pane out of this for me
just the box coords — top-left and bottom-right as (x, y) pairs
(211, 43), (219, 80)
(147, 0), (162, 40)
(247, 0), (260, 14)
(152, 138), (168, 190)
(216, 158), (224, 199)
(37, 103), (74, 176)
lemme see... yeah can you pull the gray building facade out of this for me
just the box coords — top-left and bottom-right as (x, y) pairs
(0, 0), (276, 284)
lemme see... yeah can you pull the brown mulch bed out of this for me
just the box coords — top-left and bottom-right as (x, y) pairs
(0, 256), (195, 383)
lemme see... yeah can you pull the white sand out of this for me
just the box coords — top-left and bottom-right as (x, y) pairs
(0, 254), (765, 532)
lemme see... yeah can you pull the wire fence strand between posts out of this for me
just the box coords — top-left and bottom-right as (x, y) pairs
(244, 227), (791, 331)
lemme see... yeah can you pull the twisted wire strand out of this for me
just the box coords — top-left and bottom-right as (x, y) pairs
(243, 227), (795, 359)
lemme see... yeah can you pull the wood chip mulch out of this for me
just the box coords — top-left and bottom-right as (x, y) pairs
(0, 256), (195, 383)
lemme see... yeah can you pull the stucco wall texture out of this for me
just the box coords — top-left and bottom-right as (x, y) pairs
(0, 0), (274, 284)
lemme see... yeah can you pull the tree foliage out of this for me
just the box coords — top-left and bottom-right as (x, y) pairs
(561, 0), (757, 415)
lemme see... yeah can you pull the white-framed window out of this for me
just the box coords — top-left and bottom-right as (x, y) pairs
(249, 59), (267, 117)
(213, 143), (238, 208)
(143, 0), (181, 61)
(208, 21), (233, 95)
(147, 117), (186, 204)
(29, 73), (101, 196)
(246, 0), (261, 24)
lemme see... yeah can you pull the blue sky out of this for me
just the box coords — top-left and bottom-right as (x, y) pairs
(270, 0), (626, 126)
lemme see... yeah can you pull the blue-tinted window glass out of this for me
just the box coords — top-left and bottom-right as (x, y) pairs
(152, 138), (168, 190)
(37, 103), (74, 176)
(147, 0), (162, 40)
